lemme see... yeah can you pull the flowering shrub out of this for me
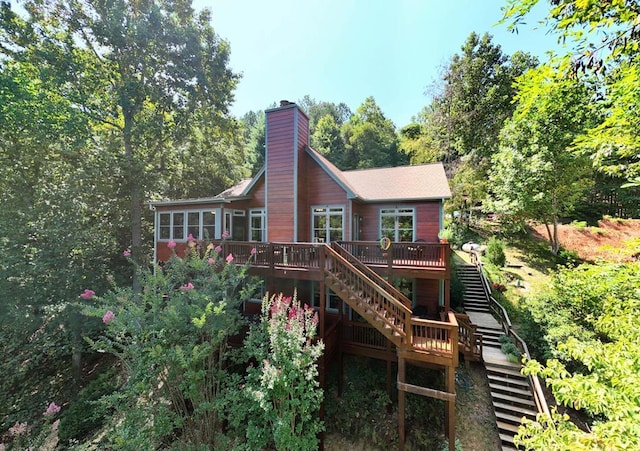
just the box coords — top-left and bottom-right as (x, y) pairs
(492, 282), (507, 293)
(228, 292), (324, 450)
(85, 244), (258, 448)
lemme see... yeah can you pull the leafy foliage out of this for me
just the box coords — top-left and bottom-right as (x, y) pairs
(488, 66), (596, 254)
(485, 237), (506, 268)
(85, 245), (256, 448)
(228, 292), (324, 450)
(503, 0), (640, 187)
(516, 262), (640, 449)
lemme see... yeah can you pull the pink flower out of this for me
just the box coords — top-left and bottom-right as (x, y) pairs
(208, 257), (215, 265)
(167, 240), (177, 249)
(44, 402), (61, 416)
(180, 282), (194, 292)
(102, 310), (115, 324)
(225, 253), (234, 263)
(9, 421), (27, 436)
(187, 233), (195, 242)
(222, 230), (230, 239)
(251, 247), (257, 255)
(215, 245), (222, 253)
(123, 249), (131, 257)
(80, 289), (95, 300)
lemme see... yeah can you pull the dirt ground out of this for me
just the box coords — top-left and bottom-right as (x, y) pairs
(532, 218), (640, 263)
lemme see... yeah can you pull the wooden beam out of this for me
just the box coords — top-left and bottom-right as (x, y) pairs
(445, 365), (456, 451)
(397, 381), (456, 402)
(398, 356), (406, 451)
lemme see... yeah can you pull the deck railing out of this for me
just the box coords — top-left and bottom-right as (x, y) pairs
(324, 245), (412, 343)
(337, 241), (448, 269)
(410, 311), (458, 361)
(471, 252), (551, 418)
(342, 320), (391, 349)
(332, 242), (413, 308)
(455, 313), (483, 359)
(216, 241), (321, 270)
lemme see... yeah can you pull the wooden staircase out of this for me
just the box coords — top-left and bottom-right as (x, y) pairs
(324, 244), (458, 364)
(456, 264), (539, 451)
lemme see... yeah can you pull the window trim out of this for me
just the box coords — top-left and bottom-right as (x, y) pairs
(249, 208), (266, 242)
(379, 207), (416, 242)
(157, 208), (221, 242)
(311, 205), (345, 244)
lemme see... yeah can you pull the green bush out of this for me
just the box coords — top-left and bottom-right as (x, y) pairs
(85, 244), (257, 449)
(58, 366), (118, 444)
(485, 237), (506, 267)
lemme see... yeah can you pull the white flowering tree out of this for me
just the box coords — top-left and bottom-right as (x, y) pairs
(231, 292), (324, 451)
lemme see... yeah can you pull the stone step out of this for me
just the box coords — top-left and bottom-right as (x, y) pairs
(488, 374), (531, 388)
(486, 364), (525, 378)
(497, 420), (521, 435)
(499, 432), (516, 446)
(491, 391), (536, 408)
(492, 401), (537, 418)
(489, 383), (534, 399)
(495, 410), (534, 425)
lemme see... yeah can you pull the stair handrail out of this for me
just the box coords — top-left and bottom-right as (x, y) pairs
(470, 251), (551, 418)
(331, 242), (413, 308)
(323, 244), (413, 345)
(454, 312), (483, 359)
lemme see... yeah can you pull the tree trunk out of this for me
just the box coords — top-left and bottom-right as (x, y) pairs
(544, 219), (560, 255)
(124, 111), (142, 294)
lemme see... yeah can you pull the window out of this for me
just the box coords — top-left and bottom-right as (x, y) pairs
(250, 209), (266, 242)
(380, 208), (415, 242)
(311, 283), (340, 313)
(312, 206), (344, 243)
(157, 209), (219, 241)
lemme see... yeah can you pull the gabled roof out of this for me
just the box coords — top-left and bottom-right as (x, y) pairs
(343, 163), (451, 201)
(306, 146), (450, 201)
(151, 149), (450, 207)
(148, 169), (262, 207)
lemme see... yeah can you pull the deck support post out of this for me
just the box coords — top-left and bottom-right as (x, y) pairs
(398, 356), (406, 451)
(445, 365), (455, 451)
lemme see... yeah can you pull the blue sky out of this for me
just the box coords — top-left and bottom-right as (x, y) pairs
(193, 0), (559, 127)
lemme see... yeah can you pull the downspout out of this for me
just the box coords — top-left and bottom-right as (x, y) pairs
(264, 114), (269, 242)
(293, 108), (299, 242)
(439, 198), (445, 307)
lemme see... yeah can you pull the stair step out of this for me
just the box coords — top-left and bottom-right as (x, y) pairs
(491, 392), (536, 407)
(488, 374), (530, 388)
(489, 383), (534, 398)
(497, 420), (521, 434)
(486, 365), (525, 378)
(499, 432), (516, 445)
(495, 410), (533, 425)
(492, 401), (537, 418)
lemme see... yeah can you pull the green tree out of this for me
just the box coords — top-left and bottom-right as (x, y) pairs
(2, 0), (241, 286)
(416, 33), (537, 223)
(516, 263), (640, 450)
(87, 244), (256, 448)
(340, 96), (405, 170)
(488, 66), (595, 254)
(230, 292), (324, 451)
(503, 0), (640, 186)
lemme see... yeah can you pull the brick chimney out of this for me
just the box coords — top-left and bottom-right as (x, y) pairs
(264, 101), (309, 242)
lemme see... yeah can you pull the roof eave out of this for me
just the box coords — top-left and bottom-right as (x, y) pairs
(305, 147), (358, 198)
(241, 167), (265, 196)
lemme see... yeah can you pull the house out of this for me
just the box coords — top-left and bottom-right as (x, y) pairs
(150, 101), (480, 450)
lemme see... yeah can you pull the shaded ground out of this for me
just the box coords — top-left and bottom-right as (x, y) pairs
(533, 218), (640, 263)
(325, 359), (500, 451)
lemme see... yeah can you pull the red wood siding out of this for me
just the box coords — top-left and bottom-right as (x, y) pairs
(354, 201), (441, 242)
(415, 279), (440, 316)
(267, 108), (295, 241)
(300, 153), (350, 241)
(266, 105), (310, 242)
